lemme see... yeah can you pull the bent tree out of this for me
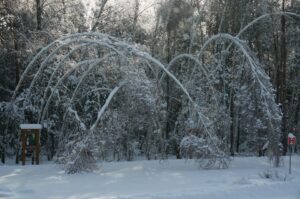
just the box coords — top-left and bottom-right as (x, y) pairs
(3, 10), (298, 171)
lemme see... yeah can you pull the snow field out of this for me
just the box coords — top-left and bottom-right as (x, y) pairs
(0, 156), (300, 199)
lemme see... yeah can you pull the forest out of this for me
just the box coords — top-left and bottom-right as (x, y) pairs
(0, 0), (299, 174)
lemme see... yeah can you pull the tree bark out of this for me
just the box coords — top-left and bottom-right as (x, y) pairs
(62, 0), (66, 15)
(273, 33), (280, 102)
(36, 0), (42, 30)
(1, 150), (4, 164)
(280, 0), (288, 155)
(294, 93), (300, 125)
(234, 107), (240, 153)
(14, 33), (20, 85)
(230, 89), (235, 156)
(166, 30), (171, 140)
(91, 0), (108, 31)
(132, 0), (140, 41)
(133, 0), (140, 29)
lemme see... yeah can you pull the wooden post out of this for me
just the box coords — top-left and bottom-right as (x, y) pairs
(289, 145), (292, 174)
(35, 129), (40, 165)
(21, 129), (27, 165)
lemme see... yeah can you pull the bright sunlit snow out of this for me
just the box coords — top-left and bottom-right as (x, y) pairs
(1, 156), (300, 199)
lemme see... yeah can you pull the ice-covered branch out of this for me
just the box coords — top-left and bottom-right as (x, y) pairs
(225, 12), (300, 51)
(27, 38), (126, 101)
(41, 59), (102, 122)
(90, 81), (126, 130)
(159, 53), (209, 83)
(0, 86), (13, 94)
(130, 50), (226, 159)
(197, 33), (269, 93)
(236, 11), (300, 39)
(67, 107), (87, 130)
(69, 53), (113, 104)
(58, 54), (113, 133)
(11, 41), (58, 100)
(42, 43), (92, 101)
(159, 53), (219, 107)
(11, 32), (121, 101)
(38, 54), (113, 123)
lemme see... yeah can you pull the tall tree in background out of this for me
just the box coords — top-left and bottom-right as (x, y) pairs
(285, 0), (300, 145)
(36, 0), (42, 30)
(91, 0), (109, 31)
(278, 0), (288, 154)
(157, 0), (194, 155)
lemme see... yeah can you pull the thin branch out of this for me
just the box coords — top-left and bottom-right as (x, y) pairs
(67, 107), (87, 130)
(90, 81), (126, 130)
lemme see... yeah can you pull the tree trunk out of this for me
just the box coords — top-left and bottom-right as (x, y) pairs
(273, 33), (280, 102)
(132, 0), (140, 41)
(14, 33), (20, 85)
(165, 30), (171, 141)
(91, 0), (108, 31)
(133, 0), (140, 29)
(230, 89), (235, 156)
(62, 0), (66, 15)
(280, 0), (288, 155)
(1, 150), (4, 164)
(294, 93), (300, 125)
(234, 107), (240, 153)
(36, 0), (42, 30)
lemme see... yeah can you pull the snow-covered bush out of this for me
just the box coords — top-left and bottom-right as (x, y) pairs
(180, 134), (229, 169)
(259, 169), (289, 181)
(64, 138), (98, 174)
(180, 135), (207, 159)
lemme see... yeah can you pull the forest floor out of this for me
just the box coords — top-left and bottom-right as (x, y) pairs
(0, 156), (300, 199)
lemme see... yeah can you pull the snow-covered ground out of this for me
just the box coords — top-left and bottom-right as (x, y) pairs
(1, 156), (300, 199)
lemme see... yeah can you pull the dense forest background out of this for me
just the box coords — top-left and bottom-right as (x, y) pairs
(0, 0), (299, 173)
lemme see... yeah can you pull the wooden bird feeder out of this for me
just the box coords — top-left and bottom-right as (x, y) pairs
(19, 124), (42, 165)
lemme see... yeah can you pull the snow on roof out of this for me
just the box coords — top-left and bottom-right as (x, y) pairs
(288, 133), (295, 138)
(20, 124), (42, 129)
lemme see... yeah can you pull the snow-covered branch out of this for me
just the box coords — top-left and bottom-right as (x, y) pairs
(90, 81), (126, 130)
(40, 59), (102, 122)
(67, 107), (87, 130)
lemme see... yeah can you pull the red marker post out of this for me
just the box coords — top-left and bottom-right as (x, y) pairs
(288, 133), (296, 174)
